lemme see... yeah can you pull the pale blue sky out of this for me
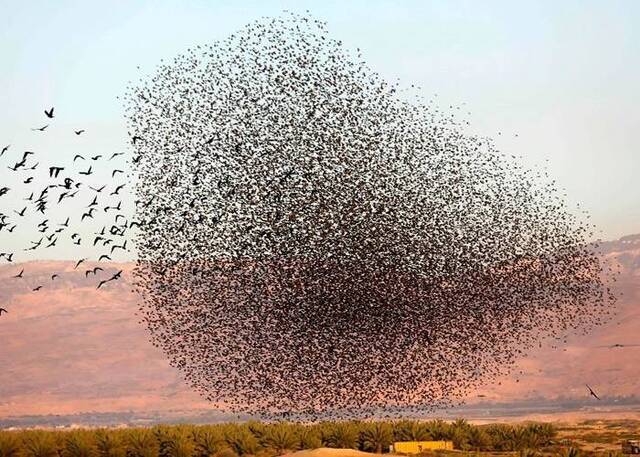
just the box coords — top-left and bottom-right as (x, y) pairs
(1, 0), (639, 260)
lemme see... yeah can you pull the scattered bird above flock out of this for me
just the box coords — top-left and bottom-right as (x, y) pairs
(0, 145), (9, 156)
(74, 129), (85, 135)
(49, 166), (64, 178)
(0, 308), (7, 316)
(44, 107), (55, 118)
(111, 184), (125, 195)
(31, 125), (48, 132)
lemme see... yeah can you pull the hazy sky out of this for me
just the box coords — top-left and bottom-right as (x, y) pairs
(1, 0), (638, 261)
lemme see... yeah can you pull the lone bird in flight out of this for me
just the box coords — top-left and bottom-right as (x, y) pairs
(0, 308), (7, 316)
(586, 384), (600, 400)
(598, 343), (640, 349)
(44, 107), (55, 118)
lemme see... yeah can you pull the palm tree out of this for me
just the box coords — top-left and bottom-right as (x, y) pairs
(22, 432), (59, 457)
(360, 423), (392, 454)
(393, 421), (432, 442)
(295, 427), (321, 450)
(467, 427), (491, 452)
(64, 433), (97, 457)
(323, 423), (358, 449)
(0, 433), (21, 457)
(95, 431), (126, 457)
(224, 426), (259, 456)
(192, 428), (225, 457)
(162, 434), (193, 457)
(423, 420), (450, 441)
(126, 430), (159, 457)
(263, 425), (298, 454)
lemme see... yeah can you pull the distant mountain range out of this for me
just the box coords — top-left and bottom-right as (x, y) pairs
(0, 234), (638, 427)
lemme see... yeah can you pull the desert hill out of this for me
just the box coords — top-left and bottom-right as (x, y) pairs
(0, 235), (638, 422)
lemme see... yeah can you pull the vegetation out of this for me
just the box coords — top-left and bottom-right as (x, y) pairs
(0, 419), (605, 457)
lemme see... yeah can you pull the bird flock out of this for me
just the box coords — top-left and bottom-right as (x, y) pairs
(120, 12), (618, 419)
(0, 107), (132, 300)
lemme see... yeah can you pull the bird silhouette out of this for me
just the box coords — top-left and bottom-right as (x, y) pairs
(586, 384), (601, 400)
(85, 267), (103, 277)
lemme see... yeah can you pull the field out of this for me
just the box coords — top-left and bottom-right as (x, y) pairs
(1, 419), (638, 457)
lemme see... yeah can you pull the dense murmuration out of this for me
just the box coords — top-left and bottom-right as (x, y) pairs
(124, 13), (618, 419)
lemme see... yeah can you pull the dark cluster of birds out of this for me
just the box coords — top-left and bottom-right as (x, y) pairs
(123, 12), (618, 419)
(0, 107), (132, 304)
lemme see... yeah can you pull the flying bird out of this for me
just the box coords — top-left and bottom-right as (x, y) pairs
(44, 107), (55, 118)
(111, 184), (125, 195)
(49, 166), (64, 178)
(586, 384), (601, 400)
(85, 267), (103, 277)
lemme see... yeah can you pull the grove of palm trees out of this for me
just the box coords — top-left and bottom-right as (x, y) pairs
(0, 420), (576, 457)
